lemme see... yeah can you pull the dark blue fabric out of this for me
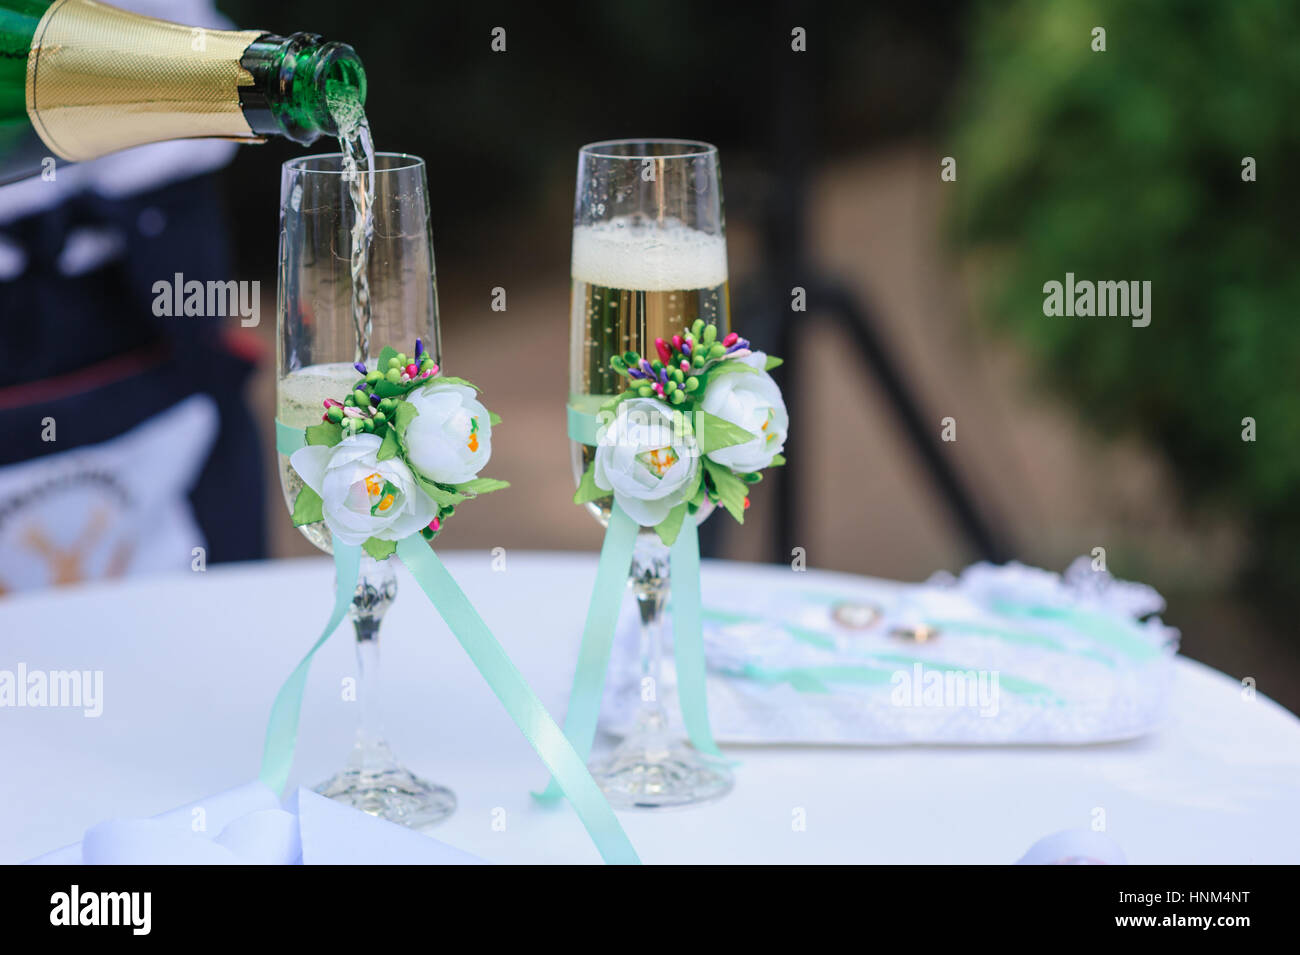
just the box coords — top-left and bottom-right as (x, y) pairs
(0, 174), (266, 563)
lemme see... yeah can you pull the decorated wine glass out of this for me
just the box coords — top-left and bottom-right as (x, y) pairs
(276, 151), (455, 826)
(567, 139), (739, 808)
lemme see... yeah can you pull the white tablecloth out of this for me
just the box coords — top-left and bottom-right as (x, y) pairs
(2, 554), (1298, 864)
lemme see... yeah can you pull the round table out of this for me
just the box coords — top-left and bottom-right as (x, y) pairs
(3, 554), (1298, 864)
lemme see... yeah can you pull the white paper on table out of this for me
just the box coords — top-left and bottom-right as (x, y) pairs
(26, 782), (485, 865)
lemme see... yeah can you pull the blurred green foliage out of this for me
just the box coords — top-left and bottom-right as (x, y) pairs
(951, 0), (1300, 592)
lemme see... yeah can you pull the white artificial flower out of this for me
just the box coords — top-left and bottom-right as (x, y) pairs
(290, 433), (437, 546)
(594, 398), (700, 527)
(700, 351), (788, 472)
(403, 382), (493, 485)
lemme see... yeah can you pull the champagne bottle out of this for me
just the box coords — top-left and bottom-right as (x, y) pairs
(0, 0), (365, 184)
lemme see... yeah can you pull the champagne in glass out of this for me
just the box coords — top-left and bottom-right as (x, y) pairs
(569, 217), (730, 522)
(276, 361), (365, 552)
(568, 139), (733, 809)
(277, 150), (453, 827)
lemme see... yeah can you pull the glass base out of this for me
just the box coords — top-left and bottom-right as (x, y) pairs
(314, 738), (455, 829)
(589, 730), (733, 810)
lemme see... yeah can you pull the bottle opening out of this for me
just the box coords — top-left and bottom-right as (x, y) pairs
(240, 33), (367, 145)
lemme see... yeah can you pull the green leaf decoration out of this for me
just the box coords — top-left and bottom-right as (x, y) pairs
(689, 482), (708, 510)
(705, 459), (748, 523)
(392, 399), (419, 437)
(599, 391), (635, 414)
(362, 536), (397, 561)
(573, 463), (606, 505)
(426, 376), (480, 391)
(707, 361), (760, 380)
(291, 486), (324, 526)
(413, 473), (466, 508)
(377, 427), (400, 461)
(764, 355), (784, 371)
(770, 453), (786, 466)
(489, 411), (502, 426)
(697, 410), (757, 455)
(684, 452), (705, 500)
(654, 501), (688, 547)
(373, 379), (406, 399)
(304, 422), (342, 447)
(376, 345), (399, 373)
(452, 477), (510, 496)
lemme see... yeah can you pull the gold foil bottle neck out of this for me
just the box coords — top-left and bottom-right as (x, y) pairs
(26, 0), (264, 162)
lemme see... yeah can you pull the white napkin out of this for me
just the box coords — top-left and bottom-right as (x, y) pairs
(292, 788), (483, 865)
(27, 782), (485, 865)
(1017, 829), (1127, 865)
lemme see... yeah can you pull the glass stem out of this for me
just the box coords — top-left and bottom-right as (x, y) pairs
(346, 555), (397, 772)
(629, 539), (671, 744)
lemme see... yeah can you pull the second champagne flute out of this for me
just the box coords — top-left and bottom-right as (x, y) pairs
(568, 139), (733, 808)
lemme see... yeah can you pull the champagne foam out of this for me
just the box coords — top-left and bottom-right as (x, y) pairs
(571, 219), (728, 291)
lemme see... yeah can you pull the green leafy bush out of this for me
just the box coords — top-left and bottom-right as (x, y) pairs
(950, 0), (1300, 592)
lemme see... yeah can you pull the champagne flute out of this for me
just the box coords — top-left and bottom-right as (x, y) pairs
(568, 139), (733, 808)
(276, 152), (455, 827)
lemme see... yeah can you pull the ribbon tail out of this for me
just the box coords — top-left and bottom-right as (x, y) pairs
(669, 520), (725, 758)
(395, 537), (640, 865)
(259, 540), (361, 795)
(533, 503), (640, 803)
(275, 419), (307, 455)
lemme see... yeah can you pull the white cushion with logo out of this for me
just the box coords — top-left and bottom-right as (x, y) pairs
(0, 394), (217, 594)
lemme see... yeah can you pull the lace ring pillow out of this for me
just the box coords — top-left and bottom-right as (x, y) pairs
(601, 557), (1179, 745)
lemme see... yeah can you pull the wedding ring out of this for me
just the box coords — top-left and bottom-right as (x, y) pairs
(831, 601), (882, 629)
(890, 624), (940, 643)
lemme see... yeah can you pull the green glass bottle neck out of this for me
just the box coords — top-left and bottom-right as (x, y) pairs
(239, 32), (366, 145)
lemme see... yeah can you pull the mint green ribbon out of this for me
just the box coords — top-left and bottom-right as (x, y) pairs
(566, 404), (601, 446)
(739, 660), (1060, 702)
(702, 600), (1136, 702)
(991, 600), (1159, 662)
(265, 419), (640, 865)
(535, 407), (724, 801)
(275, 419), (305, 456)
(533, 502), (639, 802)
(733, 648), (1060, 702)
(395, 537), (638, 863)
(669, 513), (720, 758)
(260, 539), (361, 794)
